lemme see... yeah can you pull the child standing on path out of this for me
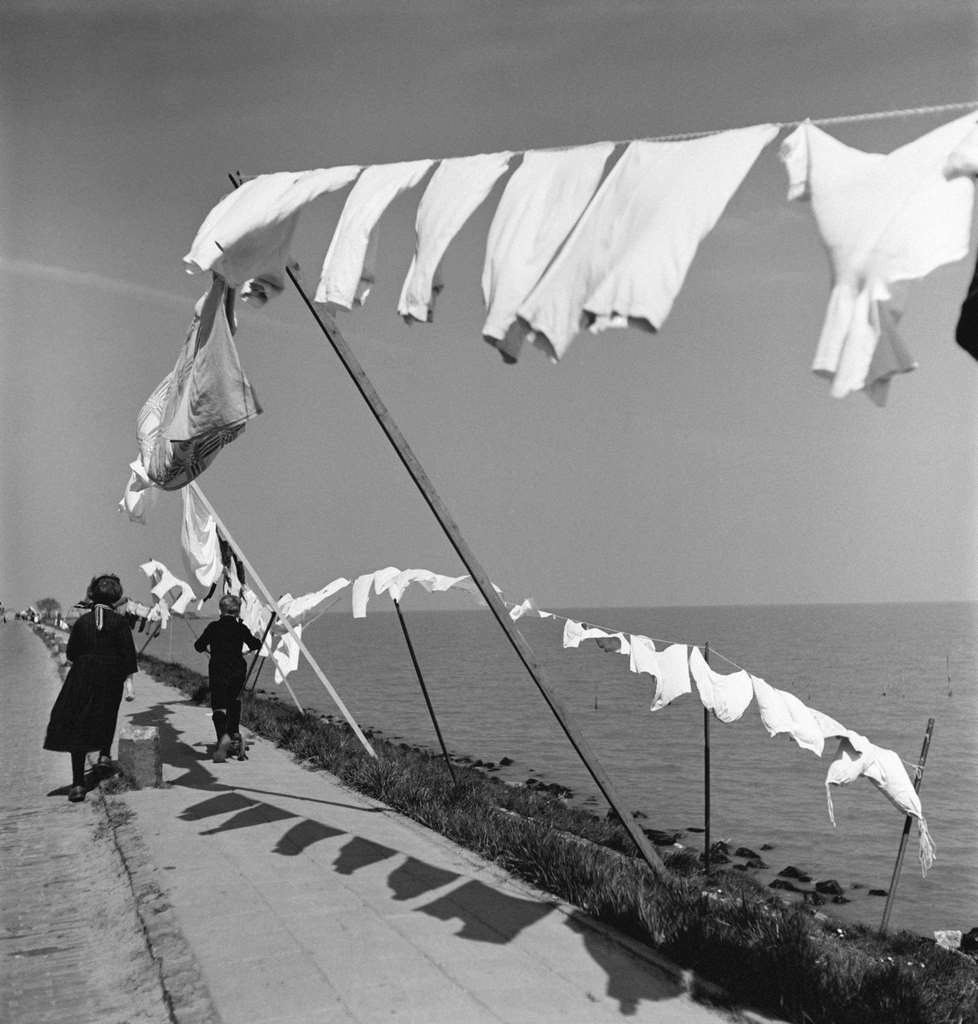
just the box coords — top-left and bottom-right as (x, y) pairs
(194, 594), (261, 762)
(43, 574), (137, 801)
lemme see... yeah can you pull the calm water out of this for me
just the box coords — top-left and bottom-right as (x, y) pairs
(161, 601), (977, 938)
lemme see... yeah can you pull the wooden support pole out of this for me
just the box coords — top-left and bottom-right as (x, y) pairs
(189, 482), (376, 757)
(703, 641), (712, 876)
(393, 598), (457, 784)
(270, 254), (666, 878)
(879, 717), (935, 935)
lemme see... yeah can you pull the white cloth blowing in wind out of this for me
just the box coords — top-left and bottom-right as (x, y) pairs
(517, 124), (778, 360)
(779, 111), (977, 404)
(315, 160), (433, 309)
(398, 151), (513, 324)
(481, 143), (614, 363)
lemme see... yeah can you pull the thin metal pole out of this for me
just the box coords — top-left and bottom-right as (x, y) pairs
(189, 481), (376, 757)
(137, 623), (162, 656)
(879, 718), (935, 934)
(703, 641), (711, 876)
(393, 598), (457, 784)
(245, 611), (278, 690)
(256, 215), (665, 877)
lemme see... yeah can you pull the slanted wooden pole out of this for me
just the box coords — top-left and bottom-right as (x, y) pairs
(879, 717), (935, 935)
(703, 641), (712, 876)
(245, 611), (277, 691)
(189, 481), (376, 757)
(265, 244), (666, 878)
(393, 598), (457, 784)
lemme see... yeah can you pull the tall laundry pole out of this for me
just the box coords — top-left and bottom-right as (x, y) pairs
(235, 185), (666, 878)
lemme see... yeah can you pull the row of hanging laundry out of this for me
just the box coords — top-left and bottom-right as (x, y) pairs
(522, 607), (936, 877)
(182, 110), (978, 409)
(123, 511), (937, 876)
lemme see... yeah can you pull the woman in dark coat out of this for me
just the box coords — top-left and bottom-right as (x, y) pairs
(194, 593), (261, 762)
(43, 574), (137, 802)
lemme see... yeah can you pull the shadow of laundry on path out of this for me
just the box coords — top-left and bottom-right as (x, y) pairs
(386, 856), (460, 901)
(563, 911), (683, 1014)
(274, 819), (344, 856)
(417, 879), (554, 943)
(333, 835), (398, 875)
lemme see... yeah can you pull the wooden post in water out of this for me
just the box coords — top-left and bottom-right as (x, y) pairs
(189, 482), (376, 757)
(393, 598), (457, 784)
(237, 185), (667, 876)
(703, 641), (712, 876)
(879, 717), (935, 935)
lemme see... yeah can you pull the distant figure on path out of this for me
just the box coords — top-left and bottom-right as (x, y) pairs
(0, 601), (6, 622)
(194, 594), (261, 762)
(43, 574), (138, 802)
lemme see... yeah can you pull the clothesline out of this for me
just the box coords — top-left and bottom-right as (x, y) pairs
(237, 98), (978, 174)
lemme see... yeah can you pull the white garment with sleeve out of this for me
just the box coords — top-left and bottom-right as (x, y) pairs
(315, 160), (434, 309)
(508, 597), (553, 621)
(180, 486), (222, 591)
(184, 167), (361, 289)
(481, 143), (614, 363)
(517, 125), (778, 360)
(750, 675), (824, 756)
(274, 577), (351, 629)
(118, 458), (156, 525)
(563, 619), (620, 649)
(649, 644), (691, 712)
(377, 568), (470, 603)
(627, 634), (662, 679)
(398, 152), (513, 324)
(271, 626), (303, 684)
(688, 645), (753, 723)
(139, 560), (196, 617)
(824, 732), (935, 876)
(780, 114), (977, 404)
(350, 567), (404, 618)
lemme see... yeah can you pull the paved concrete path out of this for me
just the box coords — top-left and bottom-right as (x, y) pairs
(0, 622), (172, 1024)
(116, 666), (760, 1024)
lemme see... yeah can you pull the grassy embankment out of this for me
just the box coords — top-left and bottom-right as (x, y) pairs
(139, 652), (978, 1024)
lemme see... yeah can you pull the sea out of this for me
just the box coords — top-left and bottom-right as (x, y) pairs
(156, 600), (977, 939)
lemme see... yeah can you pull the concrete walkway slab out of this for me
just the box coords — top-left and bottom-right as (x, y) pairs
(116, 669), (761, 1024)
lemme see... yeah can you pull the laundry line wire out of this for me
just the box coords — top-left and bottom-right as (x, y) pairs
(237, 99), (978, 180)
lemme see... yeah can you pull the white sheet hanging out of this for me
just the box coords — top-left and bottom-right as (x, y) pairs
(517, 124), (778, 360)
(688, 645), (753, 723)
(315, 159), (434, 309)
(780, 112), (977, 403)
(180, 486), (222, 590)
(824, 732), (936, 876)
(398, 152), (513, 324)
(274, 577), (352, 628)
(184, 167), (362, 290)
(627, 634), (662, 679)
(480, 143), (615, 363)
(649, 644), (692, 712)
(751, 675), (825, 756)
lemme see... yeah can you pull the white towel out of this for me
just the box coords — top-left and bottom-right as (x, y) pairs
(518, 125), (777, 360)
(315, 160), (433, 309)
(398, 152), (512, 324)
(481, 144), (614, 362)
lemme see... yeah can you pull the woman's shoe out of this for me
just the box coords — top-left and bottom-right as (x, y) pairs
(68, 785), (85, 802)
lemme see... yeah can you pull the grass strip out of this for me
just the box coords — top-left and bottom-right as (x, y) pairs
(139, 653), (978, 1024)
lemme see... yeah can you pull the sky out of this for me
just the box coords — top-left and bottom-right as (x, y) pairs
(1, 0), (976, 615)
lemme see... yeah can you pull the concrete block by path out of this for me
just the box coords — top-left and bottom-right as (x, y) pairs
(117, 725), (163, 788)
